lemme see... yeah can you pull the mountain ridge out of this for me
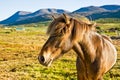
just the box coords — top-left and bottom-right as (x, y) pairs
(73, 6), (108, 13)
(0, 8), (70, 25)
(100, 5), (120, 11)
(0, 5), (120, 25)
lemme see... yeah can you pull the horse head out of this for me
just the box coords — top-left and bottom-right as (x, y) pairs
(38, 14), (74, 66)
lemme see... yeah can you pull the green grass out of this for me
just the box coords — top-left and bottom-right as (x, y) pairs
(97, 23), (120, 36)
(98, 23), (120, 30)
(0, 23), (120, 80)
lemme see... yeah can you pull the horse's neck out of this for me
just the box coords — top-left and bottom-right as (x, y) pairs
(73, 32), (99, 63)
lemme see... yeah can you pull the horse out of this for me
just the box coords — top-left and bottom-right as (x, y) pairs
(38, 13), (117, 80)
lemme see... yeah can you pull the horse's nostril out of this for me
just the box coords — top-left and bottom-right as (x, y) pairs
(40, 56), (45, 63)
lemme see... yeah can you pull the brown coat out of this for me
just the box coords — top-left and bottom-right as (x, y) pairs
(38, 14), (117, 80)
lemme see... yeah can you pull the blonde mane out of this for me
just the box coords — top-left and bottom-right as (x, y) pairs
(47, 15), (96, 43)
(47, 15), (96, 37)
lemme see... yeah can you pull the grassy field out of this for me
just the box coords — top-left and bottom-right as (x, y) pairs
(0, 23), (120, 80)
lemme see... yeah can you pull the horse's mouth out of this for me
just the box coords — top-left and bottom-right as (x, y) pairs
(41, 58), (53, 67)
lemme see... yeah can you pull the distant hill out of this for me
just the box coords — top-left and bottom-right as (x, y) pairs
(72, 5), (120, 16)
(73, 5), (120, 20)
(0, 5), (120, 25)
(100, 5), (120, 11)
(86, 10), (120, 20)
(11, 14), (52, 25)
(0, 9), (70, 25)
(0, 11), (32, 25)
(73, 6), (108, 16)
(33, 9), (70, 15)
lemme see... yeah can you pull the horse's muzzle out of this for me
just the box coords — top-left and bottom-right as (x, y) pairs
(38, 55), (53, 67)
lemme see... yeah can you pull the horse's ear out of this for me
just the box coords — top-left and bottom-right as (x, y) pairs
(51, 15), (56, 20)
(88, 23), (96, 31)
(63, 13), (70, 24)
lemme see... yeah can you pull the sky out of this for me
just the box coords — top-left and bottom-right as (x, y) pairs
(0, 0), (120, 21)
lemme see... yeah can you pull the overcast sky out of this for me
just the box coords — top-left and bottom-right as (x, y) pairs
(0, 0), (120, 21)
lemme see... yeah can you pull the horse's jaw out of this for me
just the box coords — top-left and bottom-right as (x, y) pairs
(38, 56), (53, 67)
(44, 58), (53, 67)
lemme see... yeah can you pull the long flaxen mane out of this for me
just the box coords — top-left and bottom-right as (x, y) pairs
(47, 14), (97, 42)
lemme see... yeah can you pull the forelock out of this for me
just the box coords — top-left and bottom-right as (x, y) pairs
(47, 16), (66, 35)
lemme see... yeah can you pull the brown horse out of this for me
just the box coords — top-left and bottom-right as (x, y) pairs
(38, 14), (117, 80)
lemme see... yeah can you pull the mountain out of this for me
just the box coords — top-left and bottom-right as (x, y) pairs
(73, 6), (107, 13)
(86, 10), (120, 20)
(33, 9), (69, 15)
(72, 5), (120, 16)
(0, 11), (32, 25)
(11, 14), (52, 25)
(0, 8), (70, 25)
(0, 5), (120, 25)
(100, 5), (120, 11)
(73, 5), (120, 19)
(72, 6), (108, 17)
